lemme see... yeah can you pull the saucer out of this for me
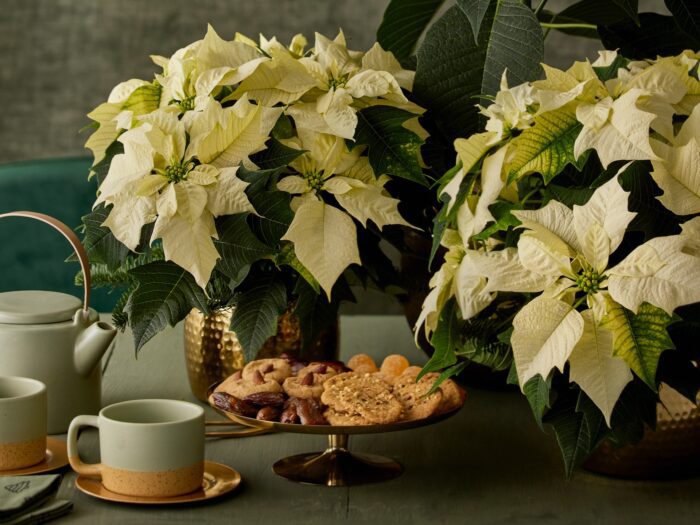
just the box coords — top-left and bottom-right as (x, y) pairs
(0, 437), (69, 476)
(75, 461), (241, 505)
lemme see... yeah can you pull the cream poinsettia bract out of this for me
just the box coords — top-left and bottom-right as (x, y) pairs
(450, 174), (700, 424)
(95, 99), (286, 288)
(277, 130), (411, 297)
(283, 31), (417, 140)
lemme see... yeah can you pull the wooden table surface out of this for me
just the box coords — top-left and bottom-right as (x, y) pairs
(53, 315), (700, 524)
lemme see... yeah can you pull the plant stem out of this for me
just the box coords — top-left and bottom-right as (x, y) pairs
(540, 22), (597, 30)
(533, 0), (549, 16)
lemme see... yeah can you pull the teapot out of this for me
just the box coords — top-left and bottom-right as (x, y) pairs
(0, 211), (117, 433)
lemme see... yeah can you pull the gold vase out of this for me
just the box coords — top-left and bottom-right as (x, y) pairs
(583, 384), (700, 479)
(184, 307), (339, 402)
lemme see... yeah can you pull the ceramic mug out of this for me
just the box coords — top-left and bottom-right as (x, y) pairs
(0, 376), (47, 470)
(67, 399), (205, 497)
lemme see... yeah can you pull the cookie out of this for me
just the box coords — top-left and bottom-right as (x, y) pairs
(215, 371), (282, 399)
(242, 358), (292, 383)
(283, 372), (326, 399)
(323, 407), (372, 426)
(436, 379), (466, 414)
(321, 372), (402, 424)
(393, 369), (443, 421)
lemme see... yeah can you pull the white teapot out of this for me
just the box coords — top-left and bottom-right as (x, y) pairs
(0, 211), (117, 433)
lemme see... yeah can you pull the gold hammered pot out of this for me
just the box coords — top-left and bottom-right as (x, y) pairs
(184, 307), (339, 402)
(583, 385), (700, 479)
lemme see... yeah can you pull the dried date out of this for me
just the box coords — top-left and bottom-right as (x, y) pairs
(210, 392), (257, 417)
(256, 406), (281, 422)
(294, 398), (327, 425)
(243, 391), (287, 407)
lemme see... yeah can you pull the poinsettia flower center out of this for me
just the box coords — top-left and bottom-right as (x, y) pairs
(177, 95), (196, 112)
(163, 160), (194, 183)
(303, 170), (325, 191)
(575, 266), (605, 295)
(327, 73), (349, 90)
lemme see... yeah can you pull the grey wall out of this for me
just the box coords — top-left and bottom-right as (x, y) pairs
(0, 0), (668, 164)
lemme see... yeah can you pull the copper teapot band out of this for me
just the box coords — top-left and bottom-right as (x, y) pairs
(0, 211), (91, 314)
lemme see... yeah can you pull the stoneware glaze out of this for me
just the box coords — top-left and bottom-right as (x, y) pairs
(68, 399), (206, 498)
(0, 376), (47, 470)
(0, 212), (117, 433)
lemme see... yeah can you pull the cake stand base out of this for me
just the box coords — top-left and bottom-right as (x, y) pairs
(272, 434), (403, 487)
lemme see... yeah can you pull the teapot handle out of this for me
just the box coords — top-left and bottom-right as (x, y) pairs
(0, 211), (91, 316)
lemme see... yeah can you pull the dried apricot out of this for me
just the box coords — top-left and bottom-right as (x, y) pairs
(347, 353), (378, 373)
(380, 354), (410, 379)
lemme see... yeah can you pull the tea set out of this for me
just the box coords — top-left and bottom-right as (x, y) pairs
(0, 211), (240, 504)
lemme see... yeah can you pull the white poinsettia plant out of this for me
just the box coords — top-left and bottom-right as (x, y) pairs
(80, 25), (426, 356)
(418, 50), (700, 473)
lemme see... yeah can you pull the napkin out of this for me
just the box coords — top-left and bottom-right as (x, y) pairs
(0, 475), (72, 524)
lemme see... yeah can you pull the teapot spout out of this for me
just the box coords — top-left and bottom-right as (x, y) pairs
(75, 320), (117, 377)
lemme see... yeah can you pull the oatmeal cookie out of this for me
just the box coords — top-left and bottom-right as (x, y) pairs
(242, 358), (292, 383)
(321, 372), (402, 424)
(393, 369), (443, 421)
(215, 370), (282, 399)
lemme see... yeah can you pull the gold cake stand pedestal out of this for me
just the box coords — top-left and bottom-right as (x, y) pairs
(209, 385), (462, 487)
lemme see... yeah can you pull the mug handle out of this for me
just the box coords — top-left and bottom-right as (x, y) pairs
(67, 415), (102, 479)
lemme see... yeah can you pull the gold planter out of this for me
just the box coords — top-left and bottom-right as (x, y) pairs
(184, 307), (338, 402)
(583, 385), (700, 479)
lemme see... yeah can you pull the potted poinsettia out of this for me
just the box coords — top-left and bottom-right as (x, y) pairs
(414, 49), (700, 476)
(78, 25), (426, 366)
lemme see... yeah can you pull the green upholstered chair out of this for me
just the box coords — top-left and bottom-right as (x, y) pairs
(0, 157), (116, 312)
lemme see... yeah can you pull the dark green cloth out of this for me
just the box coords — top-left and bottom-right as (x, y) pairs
(0, 157), (116, 312)
(0, 475), (72, 524)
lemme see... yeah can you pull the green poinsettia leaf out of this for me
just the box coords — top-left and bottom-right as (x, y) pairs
(543, 389), (608, 478)
(414, 0), (543, 143)
(127, 261), (209, 353)
(456, 334), (512, 371)
(665, 0), (700, 40)
(522, 374), (552, 428)
(250, 137), (305, 170)
(543, 184), (595, 208)
(237, 165), (294, 247)
(354, 106), (427, 186)
(602, 302), (678, 392)
(429, 200), (449, 268)
(79, 204), (131, 270)
(611, 0), (639, 25)
(599, 13), (699, 59)
(293, 278), (339, 355)
(472, 201), (521, 241)
(277, 242), (320, 294)
(426, 361), (469, 395)
(608, 379), (658, 445)
(558, 0), (635, 26)
(376, 0), (446, 60)
(617, 161), (683, 241)
(421, 298), (460, 378)
(214, 214), (273, 284)
(229, 272), (288, 362)
(458, 0), (493, 44)
(507, 105), (584, 184)
(91, 140), (123, 184)
(593, 54), (630, 82)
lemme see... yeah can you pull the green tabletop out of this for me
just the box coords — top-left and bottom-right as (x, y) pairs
(53, 315), (700, 524)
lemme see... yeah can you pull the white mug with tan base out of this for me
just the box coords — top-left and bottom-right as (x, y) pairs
(67, 399), (205, 497)
(0, 376), (47, 470)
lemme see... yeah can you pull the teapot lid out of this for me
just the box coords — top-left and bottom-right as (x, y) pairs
(0, 291), (83, 324)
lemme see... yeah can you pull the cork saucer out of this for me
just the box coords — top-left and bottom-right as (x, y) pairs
(75, 461), (241, 505)
(0, 437), (69, 476)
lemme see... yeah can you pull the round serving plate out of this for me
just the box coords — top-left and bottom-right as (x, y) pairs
(208, 383), (464, 487)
